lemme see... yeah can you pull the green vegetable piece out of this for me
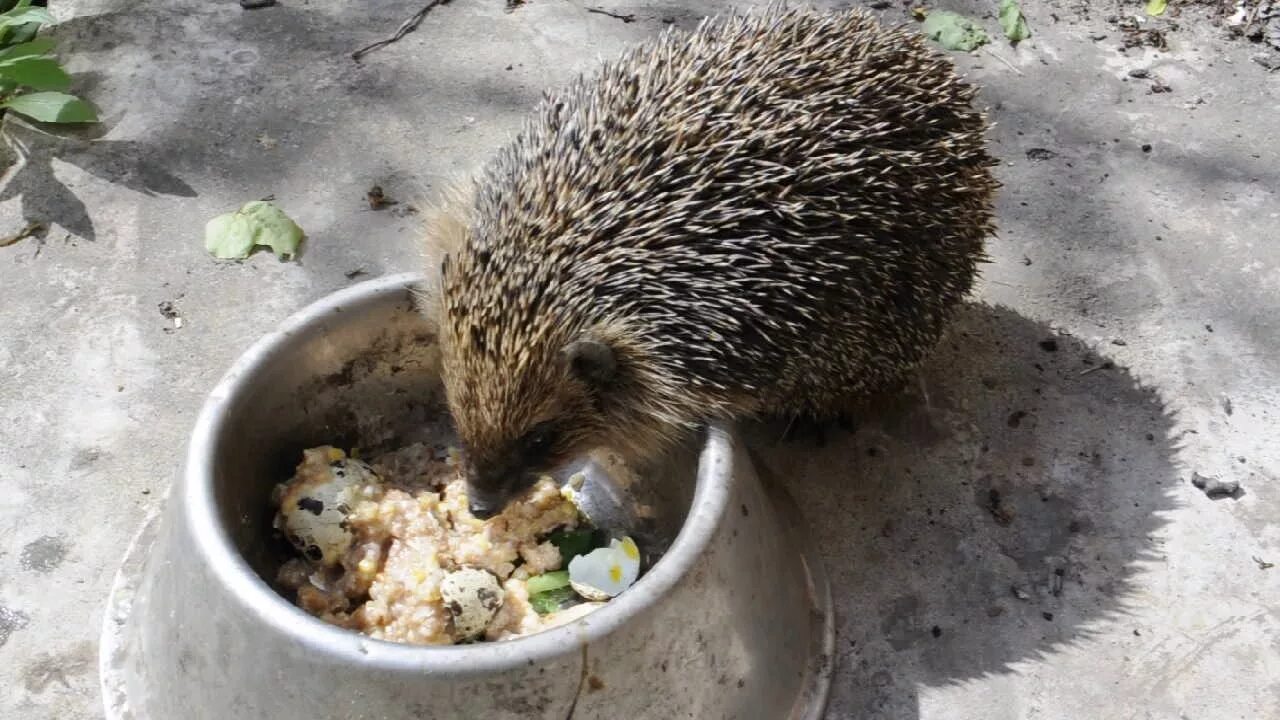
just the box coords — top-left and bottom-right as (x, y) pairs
(526, 570), (570, 595)
(921, 11), (990, 52)
(1, 91), (97, 123)
(240, 200), (305, 259)
(998, 0), (1031, 43)
(203, 200), (305, 261)
(1145, 0), (1167, 15)
(204, 212), (256, 260)
(547, 528), (599, 565)
(529, 586), (575, 615)
(0, 56), (70, 90)
(0, 38), (54, 63)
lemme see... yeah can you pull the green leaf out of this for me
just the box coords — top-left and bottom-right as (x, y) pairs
(998, 0), (1031, 43)
(921, 11), (990, 52)
(204, 200), (306, 260)
(0, 38), (55, 63)
(547, 528), (600, 565)
(525, 570), (570, 595)
(528, 586), (576, 615)
(1145, 0), (1167, 16)
(0, 7), (52, 27)
(204, 212), (256, 259)
(0, 57), (69, 90)
(240, 201), (305, 259)
(1, 91), (97, 122)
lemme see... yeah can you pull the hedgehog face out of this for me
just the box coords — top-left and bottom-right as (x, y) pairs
(443, 333), (618, 519)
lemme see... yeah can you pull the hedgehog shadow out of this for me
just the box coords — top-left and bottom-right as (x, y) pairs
(743, 302), (1179, 719)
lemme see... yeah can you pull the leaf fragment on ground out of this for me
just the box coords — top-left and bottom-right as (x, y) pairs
(921, 11), (990, 51)
(0, 91), (97, 122)
(999, 0), (1032, 43)
(204, 200), (305, 260)
(1146, 0), (1167, 16)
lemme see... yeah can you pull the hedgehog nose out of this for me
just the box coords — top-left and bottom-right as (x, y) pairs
(466, 480), (503, 519)
(468, 497), (498, 520)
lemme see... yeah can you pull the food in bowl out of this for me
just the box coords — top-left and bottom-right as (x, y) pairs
(272, 444), (641, 645)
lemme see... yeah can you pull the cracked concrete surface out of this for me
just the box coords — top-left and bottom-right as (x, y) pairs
(1, 0), (1277, 718)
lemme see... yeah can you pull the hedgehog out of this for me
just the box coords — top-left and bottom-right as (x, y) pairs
(420, 5), (999, 518)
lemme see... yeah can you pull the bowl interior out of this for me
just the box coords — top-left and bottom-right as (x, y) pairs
(205, 281), (698, 604)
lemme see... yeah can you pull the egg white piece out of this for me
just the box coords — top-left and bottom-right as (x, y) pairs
(568, 537), (641, 600)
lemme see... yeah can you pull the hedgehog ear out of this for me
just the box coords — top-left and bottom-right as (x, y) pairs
(562, 336), (617, 386)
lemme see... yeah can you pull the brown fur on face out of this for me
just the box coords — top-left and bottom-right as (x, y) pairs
(430, 258), (697, 515)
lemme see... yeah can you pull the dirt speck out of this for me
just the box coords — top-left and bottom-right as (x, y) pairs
(367, 185), (398, 211)
(986, 488), (1015, 526)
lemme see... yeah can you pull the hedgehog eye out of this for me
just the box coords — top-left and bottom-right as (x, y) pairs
(521, 423), (559, 460)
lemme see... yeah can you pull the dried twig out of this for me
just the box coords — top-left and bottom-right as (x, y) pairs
(1079, 361), (1115, 376)
(586, 7), (636, 23)
(352, 0), (452, 62)
(0, 221), (45, 248)
(982, 46), (1025, 76)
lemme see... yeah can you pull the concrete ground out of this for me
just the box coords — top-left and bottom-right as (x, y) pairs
(1, 0), (1276, 718)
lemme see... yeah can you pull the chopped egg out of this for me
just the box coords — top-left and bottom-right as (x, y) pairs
(567, 536), (641, 600)
(275, 446), (381, 567)
(559, 473), (589, 520)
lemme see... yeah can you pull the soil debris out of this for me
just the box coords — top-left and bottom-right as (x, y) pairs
(1190, 472), (1243, 500)
(367, 185), (398, 210)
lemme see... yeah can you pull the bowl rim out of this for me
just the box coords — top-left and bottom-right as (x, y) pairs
(184, 272), (733, 676)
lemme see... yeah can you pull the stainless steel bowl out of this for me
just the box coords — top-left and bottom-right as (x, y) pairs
(100, 273), (833, 720)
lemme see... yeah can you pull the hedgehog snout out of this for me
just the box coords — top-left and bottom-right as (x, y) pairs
(464, 455), (540, 519)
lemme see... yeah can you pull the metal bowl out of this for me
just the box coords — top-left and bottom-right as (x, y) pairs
(100, 273), (833, 720)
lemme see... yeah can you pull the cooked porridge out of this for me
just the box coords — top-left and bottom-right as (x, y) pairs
(272, 444), (641, 645)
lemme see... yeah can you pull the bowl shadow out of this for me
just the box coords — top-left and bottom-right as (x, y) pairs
(744, 303), (1179, 719)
